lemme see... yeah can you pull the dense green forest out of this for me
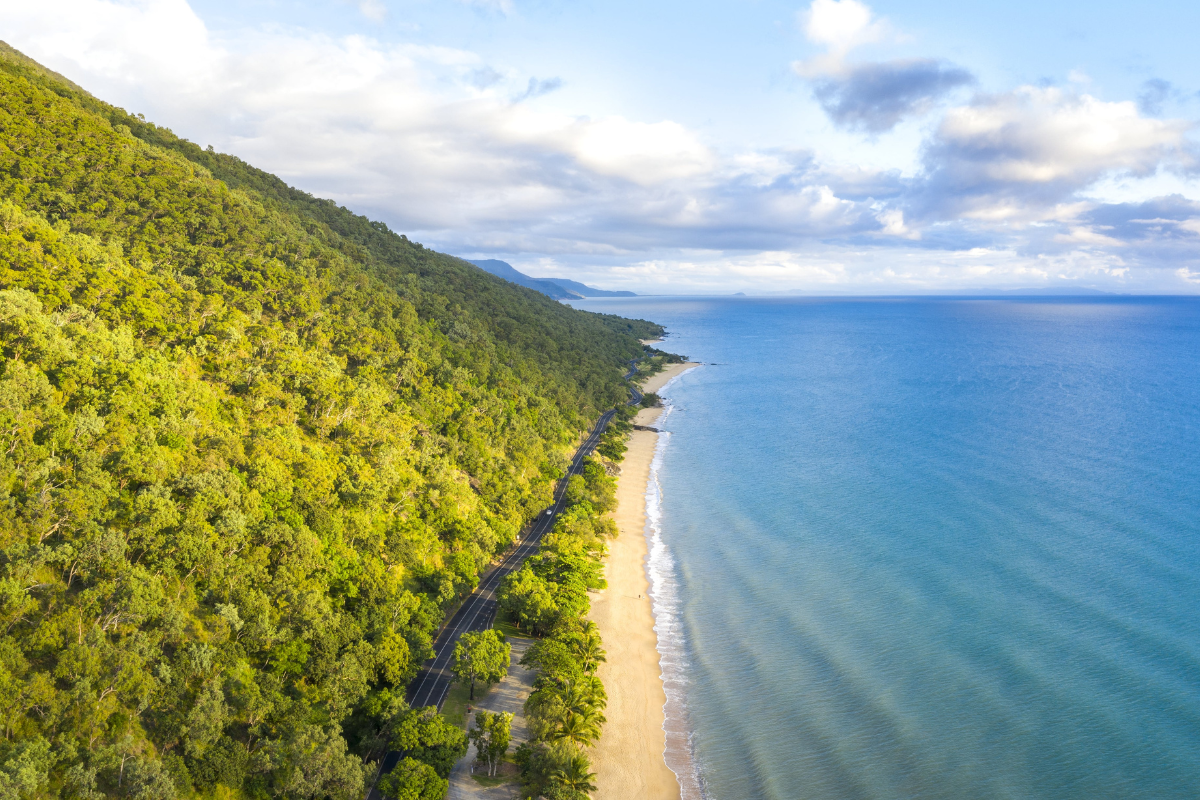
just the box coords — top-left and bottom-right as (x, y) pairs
(0, 44), (664, 799)
(499, 457), (619, 799)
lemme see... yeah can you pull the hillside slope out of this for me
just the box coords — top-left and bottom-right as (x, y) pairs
(0, 45), (662, 799)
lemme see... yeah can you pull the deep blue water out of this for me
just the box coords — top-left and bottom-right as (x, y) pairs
(573, 296), (1200, 800)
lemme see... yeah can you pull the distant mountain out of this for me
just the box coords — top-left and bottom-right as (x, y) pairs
(466, 259), (636, 299)
(466, 258), (578, 299)
(537, 277), (637, 297)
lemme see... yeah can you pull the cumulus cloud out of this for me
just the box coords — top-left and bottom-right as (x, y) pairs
(801, 0), (886, 55)
(2, 0), (730, 228)
(810, 59), (974, 133)
(918, 86), (1194, 221)
(796, 0), (971, 132)
(3, 0), (1200, 292)
(1077, 195), (1200, 268)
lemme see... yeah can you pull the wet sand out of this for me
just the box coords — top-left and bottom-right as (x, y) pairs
(589, 361), (698, 800)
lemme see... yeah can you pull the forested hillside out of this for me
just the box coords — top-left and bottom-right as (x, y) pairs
(0, 44), (661, 799)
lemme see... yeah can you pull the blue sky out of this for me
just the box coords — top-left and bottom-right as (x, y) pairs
(5, 0), (1200, 293)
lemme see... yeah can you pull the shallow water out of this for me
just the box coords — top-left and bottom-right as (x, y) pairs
(574, 296), (1200, 800)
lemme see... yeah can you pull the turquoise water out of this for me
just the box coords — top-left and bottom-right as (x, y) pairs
(574, 297), (1200, 800)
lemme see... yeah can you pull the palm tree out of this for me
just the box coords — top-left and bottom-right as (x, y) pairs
(559, 679), (607, 717)
(575, 675), (608, 710)
(550, 753), (598, 798)
(574, 633), (606, 674)
(552, 707), (604, 749)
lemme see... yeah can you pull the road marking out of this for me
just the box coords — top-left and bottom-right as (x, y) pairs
(406, 410), (616, 709)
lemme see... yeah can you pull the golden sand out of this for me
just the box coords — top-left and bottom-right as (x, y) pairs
(589, 361), (699, 800)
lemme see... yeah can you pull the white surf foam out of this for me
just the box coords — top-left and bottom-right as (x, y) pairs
(643, 369), (708, 800)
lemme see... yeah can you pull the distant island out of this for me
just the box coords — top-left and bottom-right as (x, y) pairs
(466, 258), (637, 300)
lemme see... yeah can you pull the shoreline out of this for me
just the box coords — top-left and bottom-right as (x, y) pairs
(590, 361), (699, 800)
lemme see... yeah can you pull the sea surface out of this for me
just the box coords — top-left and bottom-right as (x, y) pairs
(572, 296), (1200, 800)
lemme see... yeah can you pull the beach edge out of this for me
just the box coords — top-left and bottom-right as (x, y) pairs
(590, 361), (699, 800)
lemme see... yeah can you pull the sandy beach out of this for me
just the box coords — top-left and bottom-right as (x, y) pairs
(589, 361), (698, 800)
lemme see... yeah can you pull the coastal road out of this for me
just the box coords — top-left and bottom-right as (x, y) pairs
(625, 360), (644, 405)
(404, 408), (617, 710)
(365, 364), (643, 799)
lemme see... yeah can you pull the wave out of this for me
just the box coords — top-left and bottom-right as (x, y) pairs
(644, 370), (708, 800)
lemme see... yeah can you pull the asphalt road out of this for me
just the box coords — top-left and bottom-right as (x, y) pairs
(365, 367), (642, 799)
(625, 360), (644, 404)
(404, 407), (617, 710)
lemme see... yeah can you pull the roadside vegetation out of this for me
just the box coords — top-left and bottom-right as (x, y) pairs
(452, 630), (511, 702)
(497, 458), (619, 800)
(631, 348), (688, 382)
(0, 44), (671, 800)
(467, 710), (513, 778)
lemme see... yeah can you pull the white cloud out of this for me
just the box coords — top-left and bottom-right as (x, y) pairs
(1, 0), (727, 229)
(921, 86), (1194, 222)
(795, 0), (970, 133)
(8, 0), (217, 93)
(875, 208), (917, 238)
(2, 0), (1199, 292)
(801, 0), (886, 54)
(558, 117), (713, 185)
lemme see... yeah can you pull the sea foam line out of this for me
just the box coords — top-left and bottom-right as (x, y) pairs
(644, 370), (707, 800)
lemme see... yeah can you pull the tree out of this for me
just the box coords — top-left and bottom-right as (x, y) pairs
(451, 630), (510, 702)
(521, 640), (582, 687)
(498, 566), (559, 634)
(568, 625), (606, 674)
(467, 710), (513, 777)
(276, 725), (366, 800)
(513, 741), (583, 800)
(376, 757), (446, 800)
(0, 737), (55, 799)
(549, 752), (597, 800)
(549, 708), (604, 750)
(389, 707), (467, 779)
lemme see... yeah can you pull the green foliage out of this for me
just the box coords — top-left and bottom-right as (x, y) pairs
(0, 736), (55, 799)
(585, 312), (664, 342)
(497, 459), (616, 640)
(548, 750), (599, 800)
(0, 44), (663, 800)
(597, 404), (638, 462)
(451, 630), (510, 701)
(467, 710), (512, 778)
(388, 707), (468, 779)
(377, 757), (446, 800)
(499, 460), (617, 798)
(513, 740), (596, 800)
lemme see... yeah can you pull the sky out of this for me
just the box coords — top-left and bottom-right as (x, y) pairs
(4, 0), (1200, 294)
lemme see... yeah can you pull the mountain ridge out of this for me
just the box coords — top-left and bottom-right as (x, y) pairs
(466, 258), (636, 300)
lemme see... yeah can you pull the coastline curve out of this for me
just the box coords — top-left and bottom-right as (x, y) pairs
(644, 366), (707, 800)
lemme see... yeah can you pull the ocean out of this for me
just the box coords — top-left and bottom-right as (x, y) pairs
(572, 296), (1200, 800)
